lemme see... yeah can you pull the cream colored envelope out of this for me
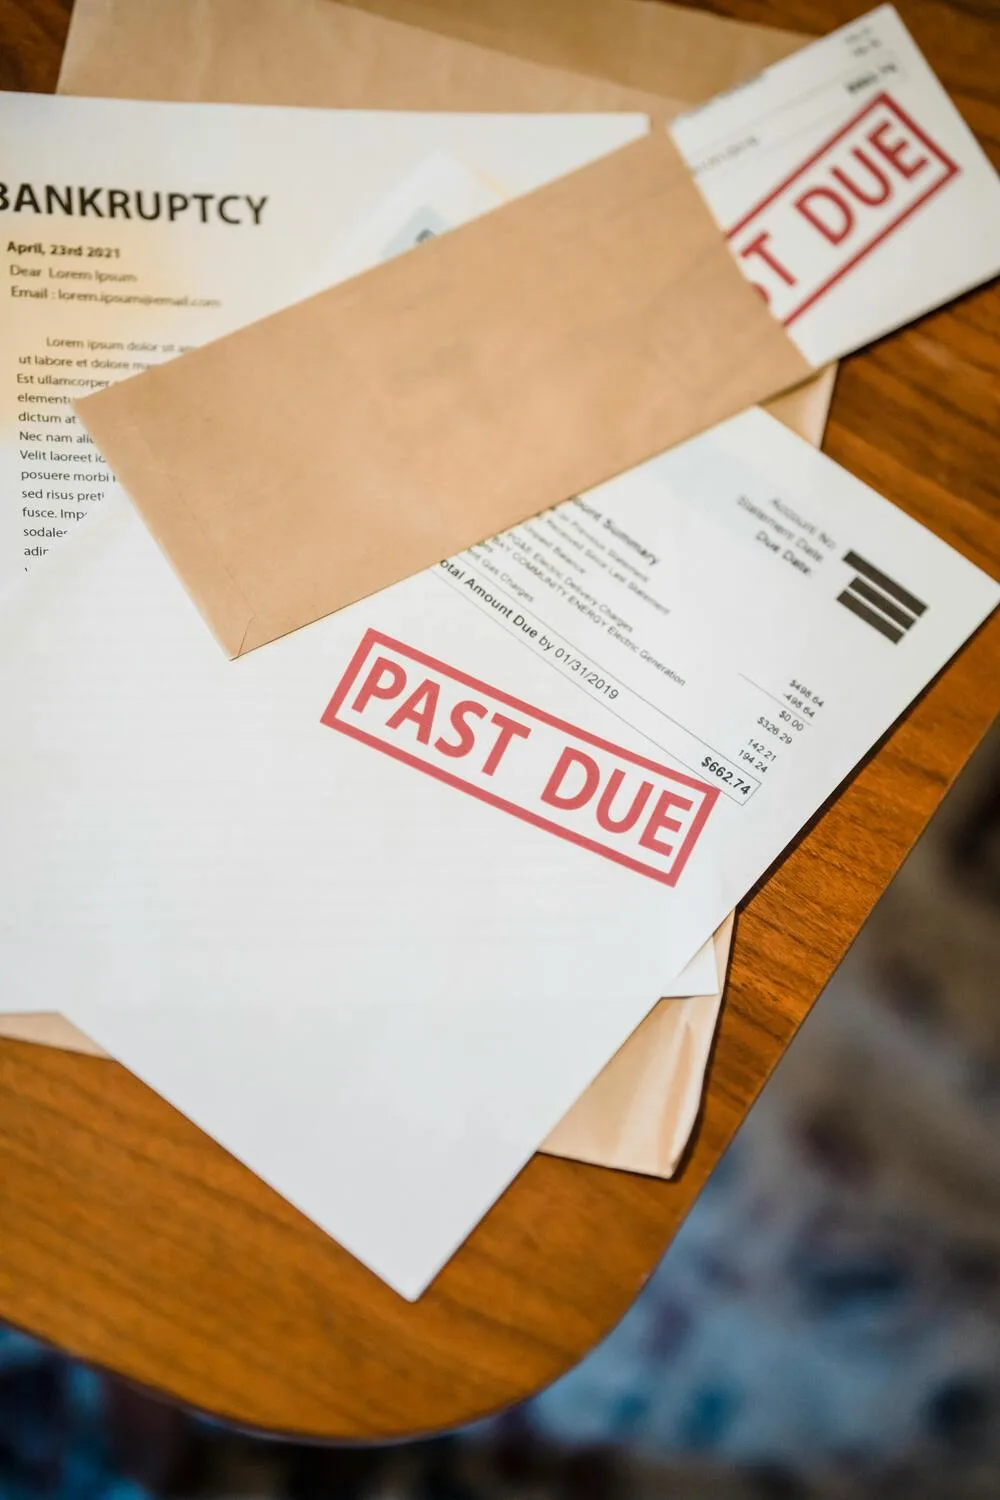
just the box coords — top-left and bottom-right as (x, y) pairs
(4, 0), (835, 1180)
(543, 915), (734, 1175)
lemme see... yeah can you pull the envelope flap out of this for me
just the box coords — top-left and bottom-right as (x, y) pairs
(59, 1), (807, 116)
(99, 415), (262, 659)
(347, 0), (807, 100)
(58, 0), (671, 115)
(76, 132), (811, 658)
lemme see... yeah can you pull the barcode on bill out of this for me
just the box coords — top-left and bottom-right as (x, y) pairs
(837, 551), (927, 643)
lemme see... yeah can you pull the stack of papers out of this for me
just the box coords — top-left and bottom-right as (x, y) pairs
(1, 4), (997, 1299)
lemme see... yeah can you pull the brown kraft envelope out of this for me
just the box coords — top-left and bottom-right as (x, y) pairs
(20, 0), (834, 1179)
(57, 0), (831, 462)
(76, 132), (812, 658)
(57, 0), (806, 116)
(62, 0), (829, 665)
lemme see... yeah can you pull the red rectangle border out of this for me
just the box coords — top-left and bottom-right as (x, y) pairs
(727, 91), (960, 327)
(321, 628), (719, 888)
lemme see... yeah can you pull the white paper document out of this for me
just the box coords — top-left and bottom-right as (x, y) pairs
(0, 406), (994, 1298)
(0, 89), (647, 590)
(0, 105), (721, 1008)
(671, 4), (1000, 364)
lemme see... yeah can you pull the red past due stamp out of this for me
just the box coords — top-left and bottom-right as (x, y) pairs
(728, 92), (960, 326)
(321, 629), (718, 887)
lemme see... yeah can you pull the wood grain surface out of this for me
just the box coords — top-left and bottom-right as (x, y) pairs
(1, 0), (998, 1443)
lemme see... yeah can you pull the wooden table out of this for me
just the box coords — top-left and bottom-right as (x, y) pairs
(1, 0), (998, 1444)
